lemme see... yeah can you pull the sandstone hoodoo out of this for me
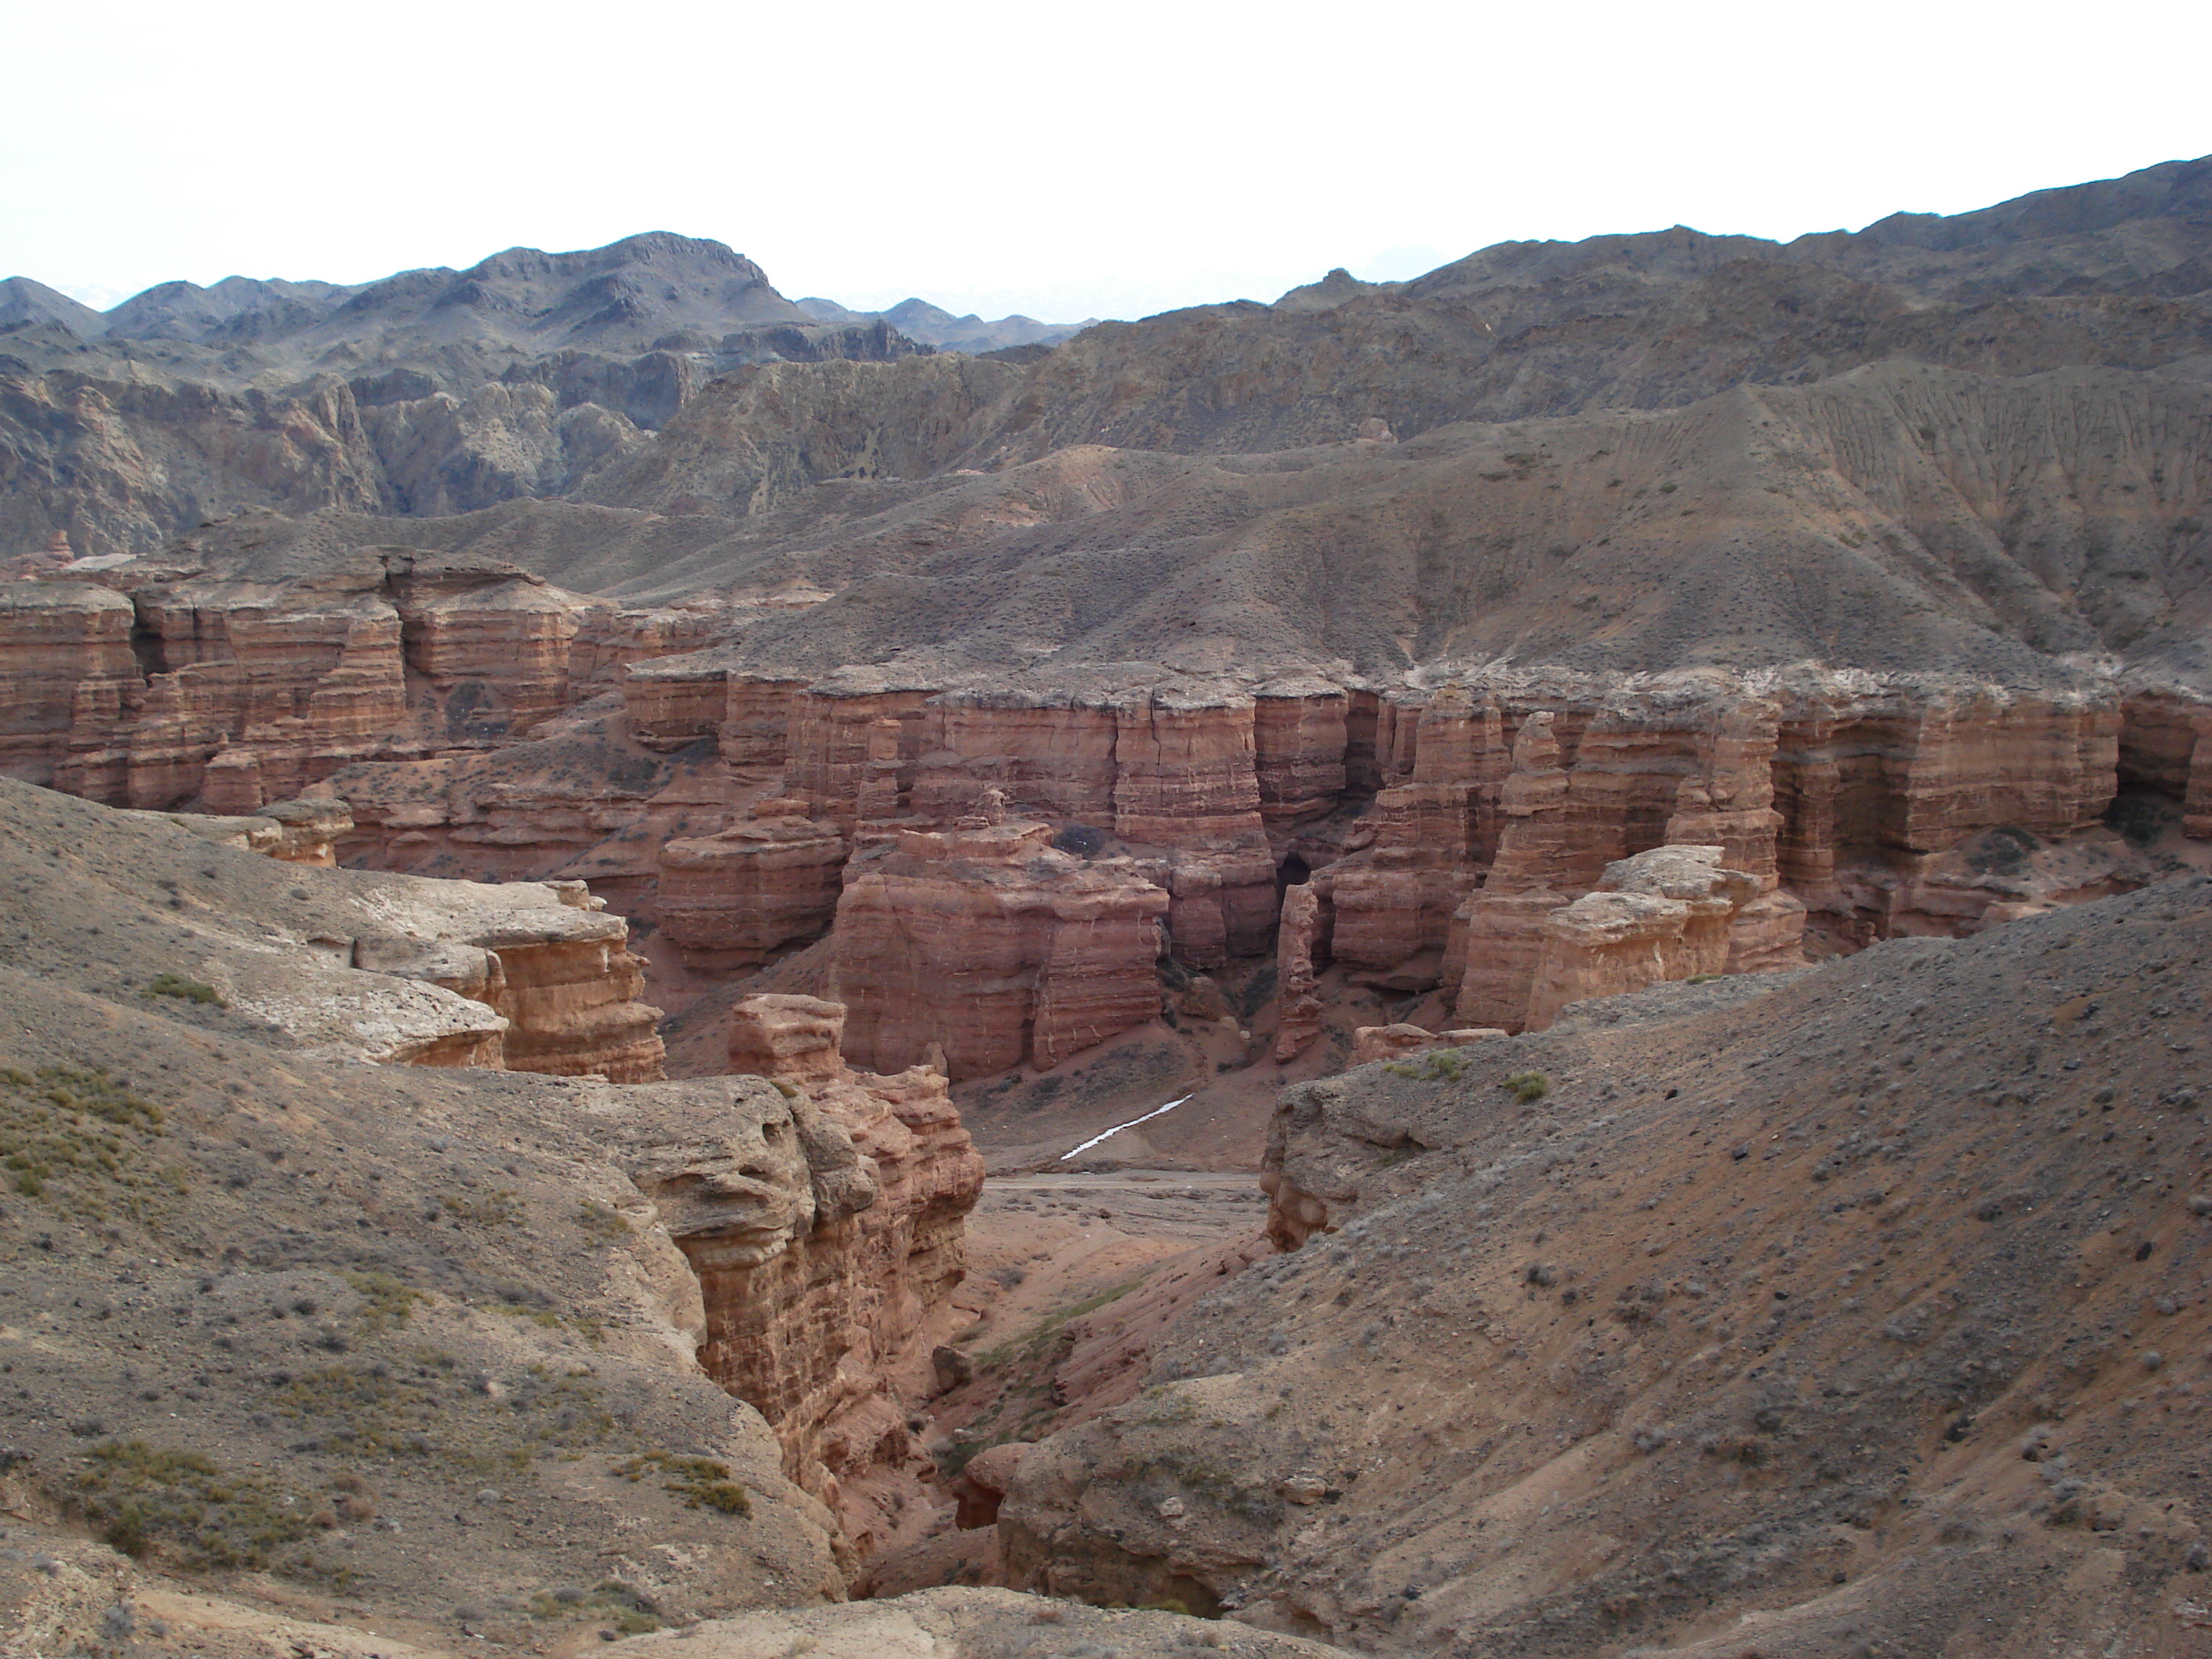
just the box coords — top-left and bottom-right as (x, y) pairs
(5, 150), (2212, 1658)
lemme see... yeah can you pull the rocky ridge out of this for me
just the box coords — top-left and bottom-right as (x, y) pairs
(999, 877), (2212, 1655)
(0, 775), (1115, 1653)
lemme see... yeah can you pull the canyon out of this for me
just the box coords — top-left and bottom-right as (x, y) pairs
(0, 153), (2209, 1658)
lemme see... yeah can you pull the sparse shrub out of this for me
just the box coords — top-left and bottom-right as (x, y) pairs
(529, 1580), (663, 1632)
(71, 1441), (318, 1570)
(1238, 965), (1278, 1022)
(575, 1200), (631, 1240)
(440, 1188), (524, 1227)
(0, 1064), (184, 1218)
(2104, 792), (2175, 850)
(276, 1359), (613, 1470)
(978, 1279), (1146, 1369)
(1053, 824), (1107, 857)
(143, 972), (222, 1006)
(1505, 1071), (1550, 1103)
(342, 1271), (425, 1334)
(1384, 1049), (1469, 1082)
(1961, 825), (2037, 877)
(615, 1450), (750, 1516)
(934, 1435), (988, 1483)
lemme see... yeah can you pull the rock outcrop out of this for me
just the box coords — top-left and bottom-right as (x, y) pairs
(130, 793), (356, 865)
(697, 994), (985, 1549)
(658, 814), (848, 969)
(69, 791), (669, 1078)
(1272, 882), (1327, 1064)
(1519, 844), (1771, 1030)
(0, 552), (731, 819)
(828, 823), (1171, 1080)
(350, 876), (665, 1079)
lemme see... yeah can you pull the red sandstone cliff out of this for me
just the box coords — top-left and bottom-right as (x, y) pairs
(673, 994), (986, 1552)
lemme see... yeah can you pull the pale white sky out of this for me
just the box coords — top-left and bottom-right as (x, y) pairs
(4, 0), (2206, 323)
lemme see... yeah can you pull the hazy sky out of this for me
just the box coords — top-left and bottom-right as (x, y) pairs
(5, 0), (2206, 323)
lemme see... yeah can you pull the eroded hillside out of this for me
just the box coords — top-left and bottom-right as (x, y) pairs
(0, 780), (1291, 1658)
(994, 877), (2212, 1655)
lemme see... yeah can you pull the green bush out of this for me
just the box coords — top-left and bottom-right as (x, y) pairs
(1504, 1071), (1550, 1103)
(143, 972), (222, 1006)
(440, 1188), (525, 1227)
(530, 1580), (663, 1633)
(615, 1450), (749, 1516)
(72, 1441), (318, 1570)
(277, 1359), (616, 1472)
(575, 1200), (632, 1240)
(0, 1065), (183, 1218)
(343, 1271), (426, 1334)
(1385, 1049), (1470, 1082)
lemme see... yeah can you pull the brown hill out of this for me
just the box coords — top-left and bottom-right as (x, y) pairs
(997, 875), (2212, 1654)
(0, 777), (1305, 1656)
(140, 357), (2212, 689)
(9, 156), (2212, 564)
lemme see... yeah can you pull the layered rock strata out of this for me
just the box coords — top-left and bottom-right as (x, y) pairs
(685, 994), (984, 1548)
(619, 665), (2193, 1066)
(355, 876), (665, 1080)
(128, 793), (355, 865)
(659, 813), (848, 969)
(55, 793), (667, 1077)
(828, 823), (1171, 1080)
(0, 554), (730, 816)
(1520, 844), (1767, 1030)
(15, 519), (2203, 1068)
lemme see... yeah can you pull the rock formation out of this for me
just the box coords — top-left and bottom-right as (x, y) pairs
(1519, 844), (1765, 1030)
(350, 875), (666, 1079)
(1272, 883), (1327, 1063)
(45, 787), (668, 1078)
(701, 994), (985, 1548)
(125, 793), (355, 865)
(1004, 877), (2212, 1654)
(828, 823), (1170, 1080)
(0, 547), (744, 820)
(658, 814), (848, 969)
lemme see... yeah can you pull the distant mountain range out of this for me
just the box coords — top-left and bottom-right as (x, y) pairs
(794, 295), (1093, 355)
(0, 234), (1092, 369)
(5, 156), (2211, 576)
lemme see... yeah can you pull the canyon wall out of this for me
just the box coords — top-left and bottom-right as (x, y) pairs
(9, 536), (2207, 1068)
(665, 994), (984, 1550)
(0, 552), (723, 816)
(636, 663), (2195, 1064)
(828, 823), (1171, 1080)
